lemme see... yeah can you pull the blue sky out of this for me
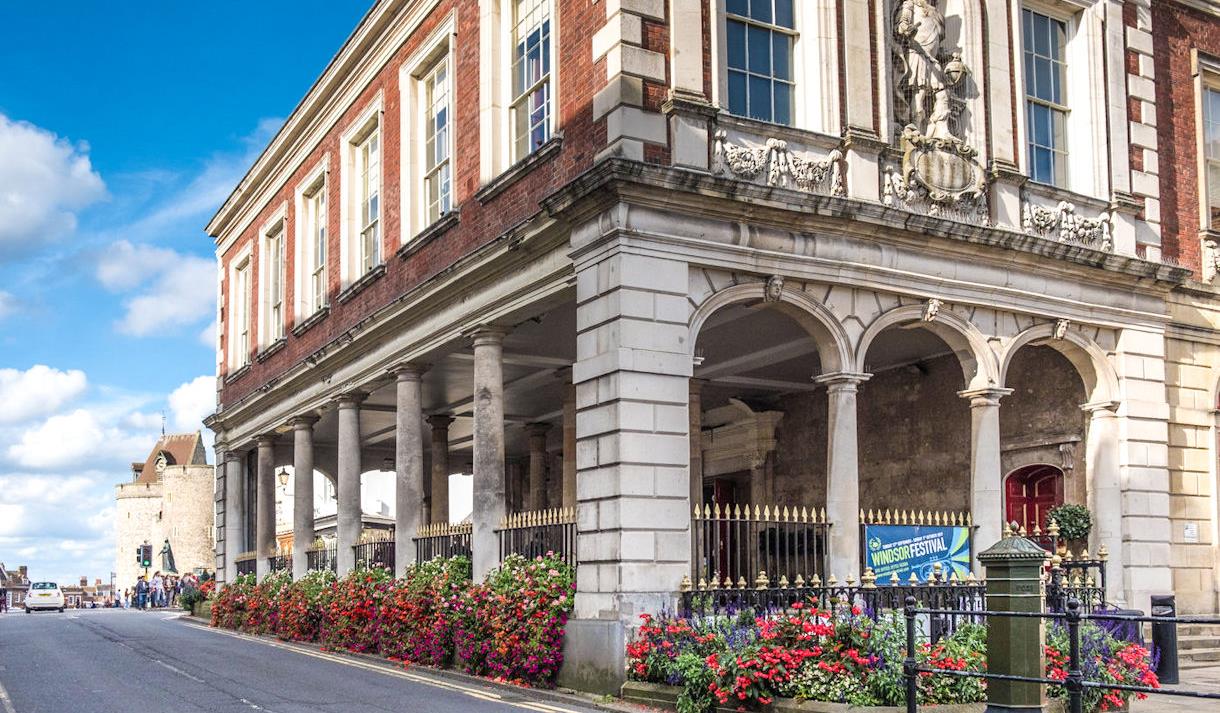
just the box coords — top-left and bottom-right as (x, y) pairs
(0, 2), (369, 585)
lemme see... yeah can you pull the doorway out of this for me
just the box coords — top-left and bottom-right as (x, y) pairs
(1003, 464), (1064, 533)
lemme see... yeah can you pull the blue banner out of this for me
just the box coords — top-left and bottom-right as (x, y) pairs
(863, 524), (972, 582)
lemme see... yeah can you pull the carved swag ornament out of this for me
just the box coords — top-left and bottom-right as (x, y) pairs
(888, 0), (987, 221)
(1021, 201), (1112, 251)
(713, 130), (844, 197)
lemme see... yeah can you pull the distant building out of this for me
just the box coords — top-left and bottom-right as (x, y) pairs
(0, 563), (29, 609)
(61, 577), (114, 608)
(115, 433), (214, 590)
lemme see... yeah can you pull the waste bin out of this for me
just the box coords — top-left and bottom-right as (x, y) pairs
(1151, 594), (1179, 685)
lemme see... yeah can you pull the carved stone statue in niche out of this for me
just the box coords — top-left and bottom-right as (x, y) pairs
(887, 0), (985, 221)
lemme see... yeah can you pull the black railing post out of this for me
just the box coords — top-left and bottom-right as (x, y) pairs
(1066, 599), (1083, 713)
(904, 594), (918, 713)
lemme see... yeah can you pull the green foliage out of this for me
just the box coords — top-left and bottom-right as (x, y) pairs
(1048, 504), (1093, 541)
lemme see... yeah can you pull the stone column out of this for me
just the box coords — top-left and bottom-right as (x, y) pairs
(1084, 401), (1122, 603)
(394, 365), (427, 575)
(336, 392), (366, 576)
(960, 387), (1012, 572)
(427, 415), (454, 523)
(817, 372), (870, 580)
(255, 435), (277, 579)
(291, 416), (319, 580)
(562, 381), (577, 509)
(472, 328), (508, 580)
(689, 379), (704, 510)
(223, 450), (244, 583)
(527, 423), (550, 511)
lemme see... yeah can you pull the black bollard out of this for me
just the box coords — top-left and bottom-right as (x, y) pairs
(1151, 594), (1180, 685)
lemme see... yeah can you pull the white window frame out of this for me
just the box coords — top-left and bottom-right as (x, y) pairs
(399, 17), (456, 243)
(508, 0), (555, 163)
(258, 207), (287, 348)
(1013, 0), (1108, 199)
(339, 96), (384, 288)
(293, 158), (329, 319)
(1194, 52), (1220, 232)
(227, 245), (253, 371)
(711, 0), (839, 136)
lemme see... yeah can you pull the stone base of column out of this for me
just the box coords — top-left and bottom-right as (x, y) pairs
(557, 619), (628, 695)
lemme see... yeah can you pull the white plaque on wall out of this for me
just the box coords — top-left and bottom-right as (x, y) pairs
(1184, 522), (1200, 543)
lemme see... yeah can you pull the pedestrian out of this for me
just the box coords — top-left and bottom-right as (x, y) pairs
(151, 572), (164, 608)
(0, 582), (7, 613)
(135, 576), (148, 610)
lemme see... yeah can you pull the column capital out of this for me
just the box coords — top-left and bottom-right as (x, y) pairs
(813, 371), (872, 391)
(335, 391), (368, 408)
(427, 414), (456, 429)
(255, 433), (279, 447)
(958, 387), (1014, 407)
(469, 325), (511, 347)
(288, 414), (321, 429)
(389, 362), (429, 380)
(1081, 400), (1120, 416)
(223, 450), (244, 464)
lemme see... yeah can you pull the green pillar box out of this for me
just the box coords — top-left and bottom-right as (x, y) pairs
(978, 525), (1047, 713)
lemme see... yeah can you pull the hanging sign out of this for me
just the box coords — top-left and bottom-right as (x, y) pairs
(863, 524), (972, 582)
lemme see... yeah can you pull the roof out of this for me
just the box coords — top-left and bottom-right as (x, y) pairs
(132, 432), (208, 484)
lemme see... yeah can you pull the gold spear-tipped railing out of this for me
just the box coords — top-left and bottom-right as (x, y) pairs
(690, 502), (831, 591)
(413, 521), (473, 563)
(497, 507), (577, 569)
(858, 508), (972, 527)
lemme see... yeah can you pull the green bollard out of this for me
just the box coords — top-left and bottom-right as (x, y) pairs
(979, 524), (1047, 713)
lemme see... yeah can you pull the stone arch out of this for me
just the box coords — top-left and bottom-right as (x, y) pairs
(854, 304), (999, 390)
(999, 324), (1119, 405)
(689, 281), (854, 374)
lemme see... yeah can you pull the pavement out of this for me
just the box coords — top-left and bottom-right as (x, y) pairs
(0, 608), (615, 713)
(1132, 665), (1220, 712)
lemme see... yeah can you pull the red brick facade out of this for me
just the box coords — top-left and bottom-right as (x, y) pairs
(217, 0), (610, 406)
(1153, 0), (1220, 275)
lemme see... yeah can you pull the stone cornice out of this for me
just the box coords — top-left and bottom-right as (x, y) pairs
(544, 158), (1190, 289)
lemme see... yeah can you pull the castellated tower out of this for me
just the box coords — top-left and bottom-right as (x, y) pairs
(115, 433), (214, 591)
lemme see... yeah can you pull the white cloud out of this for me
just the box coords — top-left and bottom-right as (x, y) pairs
(0, 365), (87, 425)
(7, 409), (105, 469)
(168, 375), (216, 432)
(95, 240), (215, 336)
(198, 319), (217, 349)
(0, 114), (106, 253)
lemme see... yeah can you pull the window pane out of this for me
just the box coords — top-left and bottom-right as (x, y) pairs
(748, 74), (772, 122)
(1032, 146), (1053, 184)
(728, 70), (748, 116)
(1034, 58), (1052, 103)
(772, 33), (791, 81)
(750, 0), (772, 24)
(1033, 13), (1050, 56)
(727, 20), (746, 69)
(773, 82), (792, 126)
(774, 0), (794, 28)
(727, 0), (749, 15)
(748, 25), (770, 74)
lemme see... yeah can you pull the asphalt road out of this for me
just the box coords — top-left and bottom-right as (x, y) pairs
(0, 608), (606, 713)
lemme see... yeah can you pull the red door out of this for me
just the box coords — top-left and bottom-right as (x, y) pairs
(1004, 465), (1064, 533)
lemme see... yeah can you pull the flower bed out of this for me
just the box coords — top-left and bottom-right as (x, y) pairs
(209, 553), (574, 689)
(625, 600), (1157, 713)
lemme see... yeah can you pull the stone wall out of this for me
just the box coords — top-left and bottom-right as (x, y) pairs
(160, 464), (217, 578)
(768, 346), (1087, 515)
(1166, 286), (1220, 613)
(114, 482), (162, 593)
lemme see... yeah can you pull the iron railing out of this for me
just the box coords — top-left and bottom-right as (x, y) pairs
(497, 507), (576, 568)
(691, 503), (830, 590)
(234, 552), (256, 577)
(269, 554), (291, 573)
(353, 538), (394, 570)
(680, 565), (985, 638)
(902, 599), (1220, 713)
(306, 545), (337, 572)
(414, 522), (472, 563)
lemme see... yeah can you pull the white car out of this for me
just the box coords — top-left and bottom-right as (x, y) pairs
(25, 581), (64, 613)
